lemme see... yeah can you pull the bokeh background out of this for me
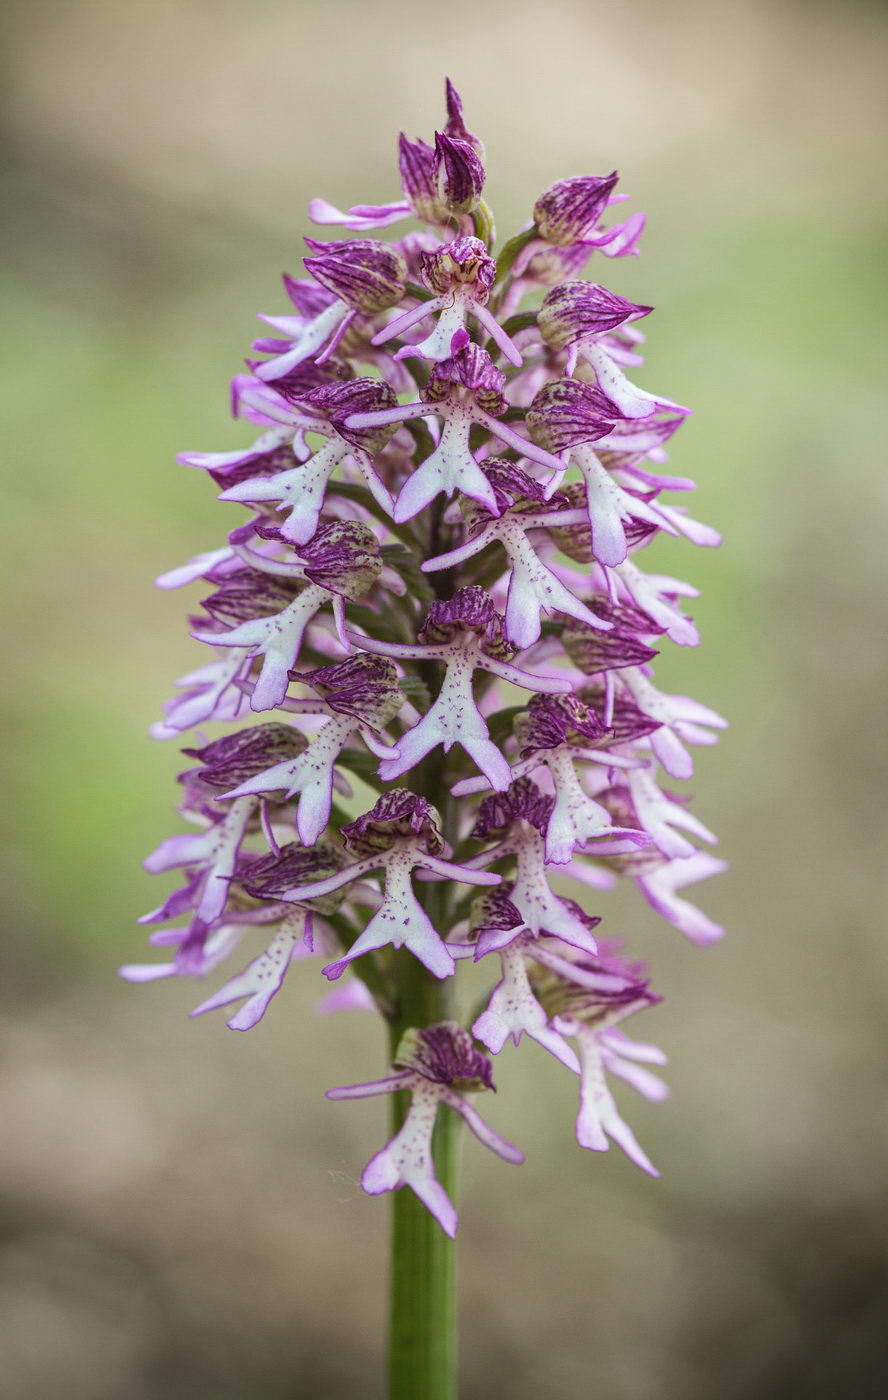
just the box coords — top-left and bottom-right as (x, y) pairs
(2, 0), (887, 1396)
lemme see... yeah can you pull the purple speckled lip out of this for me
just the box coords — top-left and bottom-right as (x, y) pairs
(132, 75), (726, 1232)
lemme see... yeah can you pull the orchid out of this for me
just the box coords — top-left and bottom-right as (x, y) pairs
(130, 79), (726, 1400)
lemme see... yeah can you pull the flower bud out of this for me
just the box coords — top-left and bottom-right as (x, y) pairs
(291, 654), (403, 730)
(303, 238), (407, 314)
(539, 281), (652, 350)
(299, 520), (382, 600)
(526, 377), (620, 453)
(533, 173), (619, 246)
(181, 724), (307, 793)
(434, 132), (486, 215)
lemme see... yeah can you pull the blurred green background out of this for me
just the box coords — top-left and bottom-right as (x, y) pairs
(2, 0), (887, 1396)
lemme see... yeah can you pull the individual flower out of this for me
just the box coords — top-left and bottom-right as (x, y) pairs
(214, 378), (398, 545)
(345, 344), (566, 521)
(372, 236), (522, 366)
(216, 655), (403, 844)
(421, 460), (614, 648)
(327, 1022), (523, 1238)
(347, 588), (573, 791)
(190, 521), (382, 710)
(253, 791), (501, 981)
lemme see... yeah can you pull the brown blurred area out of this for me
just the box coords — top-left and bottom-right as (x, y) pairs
(2, 0), (888, 1396)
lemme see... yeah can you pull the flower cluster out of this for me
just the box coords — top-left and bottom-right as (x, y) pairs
(130, 80), (726, 1237)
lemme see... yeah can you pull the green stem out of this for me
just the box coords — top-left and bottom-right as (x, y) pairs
(387, 963), (461, 1400)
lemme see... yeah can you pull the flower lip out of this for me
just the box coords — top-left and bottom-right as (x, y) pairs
(341, 790), (445, 857)
(393, 1021), (495, 1091)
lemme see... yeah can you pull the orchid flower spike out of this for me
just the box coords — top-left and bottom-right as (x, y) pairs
(132, 78), (726, 1245)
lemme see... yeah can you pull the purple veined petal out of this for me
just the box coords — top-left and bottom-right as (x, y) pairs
(636, 852), (727, 945)
(473, 653), (573, 695)
(371, 295), (446, 346)
(323, 855), (455, 982)
(326, 1072), (415, 1100)
(437, 1085), (525, 1165)
(472, 941), (580, 1072)
(156, 547), (235, 590)
(189, 916), (306, 1030)
(393, 409), (499, 523)
(308, 197), (412, 230)
(574, 1030), (659, 1175)
(471, 301), (523, 367)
